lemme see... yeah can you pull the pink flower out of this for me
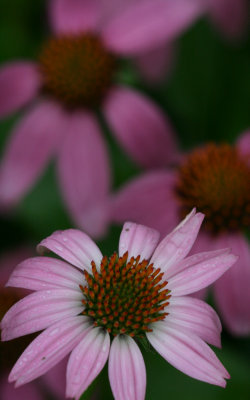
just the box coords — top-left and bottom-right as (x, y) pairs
(1, 210), (237, 399)
(0, 0), (205, 237)
(0, 248), (68, 399)
(111, 130), (250, 336)
(206, 0), (249, 40)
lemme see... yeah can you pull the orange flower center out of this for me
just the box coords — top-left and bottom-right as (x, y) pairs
(176, 144), (250, 234)
(80, 252), (170, 337)
(39, 34), (117, 108)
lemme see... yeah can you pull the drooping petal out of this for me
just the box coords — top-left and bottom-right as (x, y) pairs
(208, 0), (248, 40)
(8, 316), (91, 386)
(37, 229), (103, 273)
(6, 256), (84, 291)
(134, 42), (176, 84)
(57, 111), (111, 238)
(49, 0), (101, 34)
(166, 296), (222, 347)
(213, 233), (250, 336)
(102, 0), (205, 55)
(167, 250), (237, 296)
(118, 222), (159, 260)
(103, 86), (179, 168)
(66, 327), (110, 399)
(0, 62), (41, 119)
(150, 209), (204, 273)
(111, 170), (179, 237)
(109, 335), (146, 400)
(1, 289), (83, 340)
(147, 321), (229, 387)
(236, 130), (250, 160)
(0, 101), (63, 209)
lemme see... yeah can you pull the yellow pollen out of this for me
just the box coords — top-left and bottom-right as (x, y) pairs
(80, 252), (170, 337)
(176, 143), (250, 234)
(39, 33), (117, 108)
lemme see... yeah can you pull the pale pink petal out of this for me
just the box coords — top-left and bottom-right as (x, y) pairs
(0, 248), (32, 286)
(8, 316), (91, 386)
(147, 321), (229, 387)
(236, 130), (250, 159)
(66, 327), (110, 399)
(109, 335), (146, 400)
(166, 296), (222, 347)
(6, 256), (84, 291)
(135, 42), (177, 84)
(1, 289), (83, 340)
(0, 62), (41, 119)
(208, 0), (248, 40)
(168, 251), (237, 296)
(102, 0), (205, 55)
(57, 111), (111, 238)
(0, 101), (63, 209)
(111, 171), (179, 237)
(166, 248), (231, 279)
(50, 0), (101, 34)
(118, 222), (159, 260)
(213, 234), (250, 336)
(151, 209), (204, 273)
(37, 229), (103, 273)
(0, 374), (43, 400)
(103, 86), (179, 168)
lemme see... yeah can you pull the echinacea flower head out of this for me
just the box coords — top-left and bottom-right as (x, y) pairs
(111, 130), (250, 336)
(1, 210), (237, 399)
(0, 0), (206, 237)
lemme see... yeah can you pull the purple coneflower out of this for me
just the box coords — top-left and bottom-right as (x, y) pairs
(1, 210), (237, 399)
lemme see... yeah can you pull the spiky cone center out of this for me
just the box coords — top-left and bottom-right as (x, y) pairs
(80, 252), (170, 337)
(176, 144), (250, 234)
(39, 33), (117, 109)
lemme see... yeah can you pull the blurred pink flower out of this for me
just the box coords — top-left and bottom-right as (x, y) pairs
(0, 0), (205, 237)
(111, 130), (250, 336)
(1, 211), (237, 398)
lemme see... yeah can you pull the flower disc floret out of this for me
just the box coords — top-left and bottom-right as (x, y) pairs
(176, 144), (250, 234)
(81, 251), (170, 337)
(39, 34), (117, 108)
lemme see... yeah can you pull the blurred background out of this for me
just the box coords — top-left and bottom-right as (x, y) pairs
(0, 0), (249, 399)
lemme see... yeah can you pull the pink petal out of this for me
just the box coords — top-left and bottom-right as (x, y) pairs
(103, 86), (179, 168)
(102, 0), (205, 55)
(0, 374), (43, 400)
(118, 222), (159, 260)
(0, 248), (32, 286)
(1, 288), (83, 340)
(236, 130), (250, 160)
(111, 170), (179, 237)
(167, 250), (238, 296)
(0, 62), (41, 119)
(49, 0), (101, 34)
(8, 316), (91, 386)
(134, 42), (177, 84)
(57, 111), (111, 238)
(147, 321), (229, 387)
(66, 327), (110, 399)
(151, 209), (204, 273)
(208, 0), (248, 40)
(109, 335), (146, 400)
(213, 234), (250, 336)
(166, 296), (222, 347)
(0, 101), (63, 209)
(6, 256), (84, 291)
(37, 229), (103, 273)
